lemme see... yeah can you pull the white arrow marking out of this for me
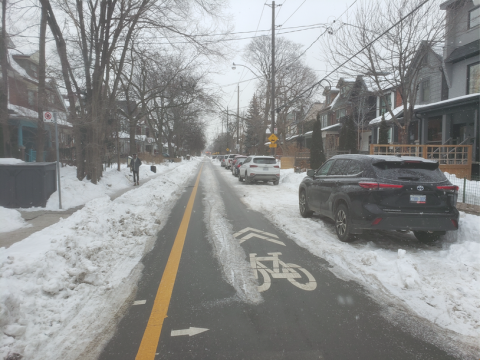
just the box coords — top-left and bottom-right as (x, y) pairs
(233, 227), (279, 239)
(171, 327), (209, 337)
(239, 233), (285, 246)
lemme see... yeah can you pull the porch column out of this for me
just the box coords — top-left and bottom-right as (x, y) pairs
(18, 123), (23, 147)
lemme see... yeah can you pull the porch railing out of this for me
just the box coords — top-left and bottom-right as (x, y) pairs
(370, 144), (472, 179)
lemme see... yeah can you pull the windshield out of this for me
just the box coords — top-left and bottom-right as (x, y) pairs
(373, 161), (447, 182)
(253, 158), (276, 164)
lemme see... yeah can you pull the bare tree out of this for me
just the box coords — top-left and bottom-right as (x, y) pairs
(322, 0), (444, 143)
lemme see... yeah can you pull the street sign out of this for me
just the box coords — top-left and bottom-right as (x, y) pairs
(226, 148), (230, 152)
(268, 134), (278, 142)
(43, 111), (52, 121)
(269, 143), (277, 148)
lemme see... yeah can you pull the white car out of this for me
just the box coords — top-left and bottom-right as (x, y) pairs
(238, 156), (280, 185)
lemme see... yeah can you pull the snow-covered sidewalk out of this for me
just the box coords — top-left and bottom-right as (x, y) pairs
(0, 158), (201, 359)
(216, 162), (480, 354)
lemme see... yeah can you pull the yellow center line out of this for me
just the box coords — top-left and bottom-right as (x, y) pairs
(136, 164), (204, 360)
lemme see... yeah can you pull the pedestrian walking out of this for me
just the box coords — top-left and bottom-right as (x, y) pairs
(130, 153), (142, 186)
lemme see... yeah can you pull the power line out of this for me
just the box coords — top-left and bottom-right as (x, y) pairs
(280, 0), (306, 27)
(276, 0), (431, 112)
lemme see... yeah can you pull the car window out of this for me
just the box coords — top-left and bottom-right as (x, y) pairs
(373, 161), (447, 182)
(243, 157), (251, 164)
(346, 160), (363, 176)
(316, 160), (334, 176)
(329, 159), (350, 176)
(253, 158), (276, 164)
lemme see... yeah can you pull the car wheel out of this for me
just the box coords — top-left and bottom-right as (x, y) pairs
(335, 204), (353, 242)
(273, 180), (279, 185)
(238, 173), (243, 182)
(413, 231), (442, 243)
(299, 190), (313, 218)
(245, 173), (251, 184)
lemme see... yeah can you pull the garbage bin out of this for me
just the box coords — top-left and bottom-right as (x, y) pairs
(0, 162), (57, 208)
(151, 165), (156, 173)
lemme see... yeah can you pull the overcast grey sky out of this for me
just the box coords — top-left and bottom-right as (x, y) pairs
(207, 0), (356, 137)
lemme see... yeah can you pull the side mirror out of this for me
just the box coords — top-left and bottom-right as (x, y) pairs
(307, 169), (315, 177)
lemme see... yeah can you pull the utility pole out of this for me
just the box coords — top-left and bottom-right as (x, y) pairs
(237, 84), (240, 153)
(226, 106), (229, 152)
(267, 1), (280, 156)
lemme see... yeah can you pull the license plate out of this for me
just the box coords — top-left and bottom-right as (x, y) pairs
(410, 194), (426, 204)
(263, 167), (269, 171)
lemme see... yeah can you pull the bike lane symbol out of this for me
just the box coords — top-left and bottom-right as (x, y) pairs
(249, 252), (317, 292)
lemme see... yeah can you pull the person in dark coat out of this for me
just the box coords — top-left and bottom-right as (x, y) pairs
(130, 153), (142, 185)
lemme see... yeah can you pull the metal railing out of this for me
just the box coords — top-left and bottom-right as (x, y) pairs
(444, 173), (480, 206)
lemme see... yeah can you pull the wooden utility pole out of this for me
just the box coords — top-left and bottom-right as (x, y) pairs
(36, 5), (47, 162)
(267, 1), (279, 156)
(0, 0), (10, 157)
(237, 84), (240, 153)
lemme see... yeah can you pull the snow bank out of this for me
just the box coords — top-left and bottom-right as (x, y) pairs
(201, 165), (262, 304)
(217, 165), (480, 353)
(0, 158), (24, 165)
(0, 208), (31, 233)
(25, 163), (173, 211)
(0, 158), (201, 359)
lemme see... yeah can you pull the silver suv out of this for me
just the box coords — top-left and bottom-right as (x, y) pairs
(239, 156), (280, 185)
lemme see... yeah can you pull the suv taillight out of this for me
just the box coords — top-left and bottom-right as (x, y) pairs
(359, 182), (403, 190)
(250, 165), (258, 168)
(437, 185), (459, 191)
(274, 165), (279, 168)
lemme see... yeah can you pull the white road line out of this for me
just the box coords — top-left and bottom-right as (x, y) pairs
(238, 233), (286, 246)
(133, 300), (147, 305)
(233, 227), (279, 239)
(171, 327), (209, 337)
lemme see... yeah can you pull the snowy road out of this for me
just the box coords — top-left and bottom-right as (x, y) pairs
(1, 157), (478, 359)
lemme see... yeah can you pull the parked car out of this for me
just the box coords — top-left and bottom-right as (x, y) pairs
(232, 156), (247, 176)
(298, 154), (459, 243)
(239, 156), (280, 185)
(225, 154), (239, 169)
(220, 155), (227, 167)
(231, 156), (247, 175)
(212, 155), (217, 159)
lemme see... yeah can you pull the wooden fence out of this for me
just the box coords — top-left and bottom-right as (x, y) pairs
(370, 144), (472, 179)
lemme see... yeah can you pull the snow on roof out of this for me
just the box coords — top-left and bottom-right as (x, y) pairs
(9, 50), (37, 83)
(369, 105), (404, 125)
(0, 158), (24, 164)
(415, 93), (480, 111)
(118, 131), (147, 141)
(329, 93), (341, 108)
(321, 123), (341, 131)
(9, 104), (38, 119)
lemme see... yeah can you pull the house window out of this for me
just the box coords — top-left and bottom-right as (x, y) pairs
(427, 117), (442, 143)
(27, 90), (36, 106)
(321, 114), (328, 128)
(420, 79), (430, 102)
(468, 6), (480, 29)
(467, 62), (480, 94)
(379, 94), (392, 116)
(336, 108), (346, 119)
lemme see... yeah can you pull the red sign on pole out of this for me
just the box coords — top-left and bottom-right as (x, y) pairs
(43, 111), (53, 121)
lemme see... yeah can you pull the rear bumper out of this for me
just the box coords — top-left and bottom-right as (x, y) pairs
(250, 174), (279, 181)
(353, 205), (459, 231)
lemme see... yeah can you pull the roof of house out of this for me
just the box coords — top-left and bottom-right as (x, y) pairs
(369, 105), (404, 125)
(445, 39), (480, 63)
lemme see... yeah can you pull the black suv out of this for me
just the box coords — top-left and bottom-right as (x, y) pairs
(299, 154), (459, 243)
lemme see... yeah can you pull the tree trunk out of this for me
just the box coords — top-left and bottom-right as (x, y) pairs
(36, 6), (47, 162)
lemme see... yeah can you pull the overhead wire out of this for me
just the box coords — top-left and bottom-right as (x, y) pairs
(280, 0), (306, 27)
(275, 0), (431, 112)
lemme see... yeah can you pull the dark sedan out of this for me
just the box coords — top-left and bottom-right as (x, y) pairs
(299, 154), (459, 243)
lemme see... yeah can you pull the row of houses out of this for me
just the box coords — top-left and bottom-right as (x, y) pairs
(286, 0), (479, 174)
(2, 43), (166, 163)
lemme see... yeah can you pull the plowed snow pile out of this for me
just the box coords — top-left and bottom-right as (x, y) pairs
(0, 159), (200, 359)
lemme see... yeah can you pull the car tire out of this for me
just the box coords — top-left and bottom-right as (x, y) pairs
(238, 173), (243, 182)
(273, 180), (279, 185)
(245, 173), (251, 184)
(413, 231), (442, 243)
(335, 204), (353, 242)
(299, 190), (313, 218)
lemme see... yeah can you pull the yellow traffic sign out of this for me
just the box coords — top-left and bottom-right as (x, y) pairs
(226, 148), (230, 152)
(268, 134), (278, 142)
(269, 143), (277, 148)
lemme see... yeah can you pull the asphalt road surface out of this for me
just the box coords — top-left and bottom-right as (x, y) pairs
(99, 160), (456, 360)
